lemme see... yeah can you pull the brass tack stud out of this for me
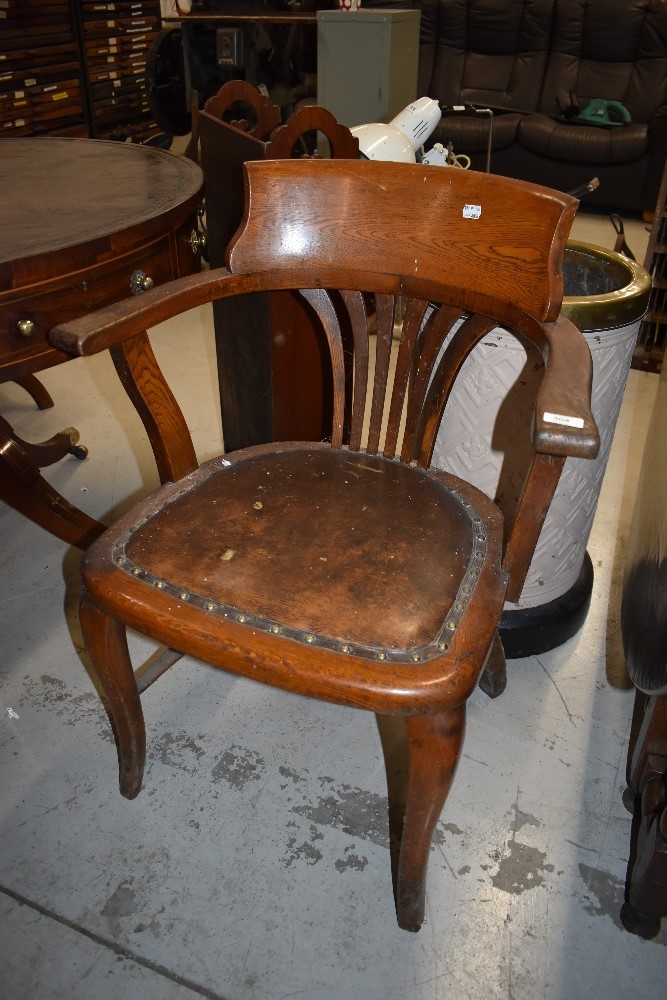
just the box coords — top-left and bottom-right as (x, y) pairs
(304, 634), (315, 643)
(377, 652), (387, 661)
(155, 580), (166, 589)
(179, 591), (189, 601)
(205, 602), (215, 611)
(131, 567), (142, 576)
(438, 641), (449, 651)
(115, 556), (124, 565)
(446, 619), (457, 631)
(271, 625), (281, 634)
(237, 614), (247, 623)
(411, 653), (422, 662)
(339, 644), (350, 654)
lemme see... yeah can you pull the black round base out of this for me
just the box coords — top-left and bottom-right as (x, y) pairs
(622, 785), (637, 814)
(499, 552), (594, 658)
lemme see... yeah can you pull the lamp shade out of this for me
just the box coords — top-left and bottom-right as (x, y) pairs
(351, 97), (441, 162)
(350, 122), (418, 162)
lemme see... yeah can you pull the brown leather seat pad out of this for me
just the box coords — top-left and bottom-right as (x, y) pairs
(125, 448), (476, 651)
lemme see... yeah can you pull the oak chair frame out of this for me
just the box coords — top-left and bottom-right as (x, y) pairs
(51, 160), (599, 931)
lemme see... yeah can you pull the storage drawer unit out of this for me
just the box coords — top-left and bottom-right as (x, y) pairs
(78, 0), (161, 138)
(0, 1), (87, 136)
(0, 0), (162, 139)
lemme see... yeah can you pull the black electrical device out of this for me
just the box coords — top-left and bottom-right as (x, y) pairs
(216, 28), (244, 69)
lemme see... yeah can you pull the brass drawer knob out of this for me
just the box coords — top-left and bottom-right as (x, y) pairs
(130, 270), (154, 295)
(17, 319), (36, 337)
(189, 228), (207, 255)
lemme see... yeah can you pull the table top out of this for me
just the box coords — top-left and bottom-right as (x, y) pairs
(0, 138), (203, 287)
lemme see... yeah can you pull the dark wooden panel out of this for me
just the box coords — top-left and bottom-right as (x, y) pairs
(199, 96), (355, 451)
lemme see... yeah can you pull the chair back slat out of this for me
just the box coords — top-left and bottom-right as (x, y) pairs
(400, 304), (464, 464)
(339, 290), (370, 452)
(381, 297), (430, 460)
(365, 294), (396, 456)
(299, 289), (347, 447)
(414, 314), (498, 467)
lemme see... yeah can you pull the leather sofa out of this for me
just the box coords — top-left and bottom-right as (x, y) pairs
(416, 0), (667, 214)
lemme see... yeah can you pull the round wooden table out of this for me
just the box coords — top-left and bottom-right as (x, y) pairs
(0, 137), (203, 548)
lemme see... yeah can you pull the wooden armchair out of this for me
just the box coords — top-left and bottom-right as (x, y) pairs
(51, 160), (599, 932)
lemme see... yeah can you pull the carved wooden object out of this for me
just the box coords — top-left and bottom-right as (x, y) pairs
(199, 81), (359, 450)
(51, 160), (599, 931)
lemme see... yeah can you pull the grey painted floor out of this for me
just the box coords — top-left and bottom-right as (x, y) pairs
(1, 212), (665, 999)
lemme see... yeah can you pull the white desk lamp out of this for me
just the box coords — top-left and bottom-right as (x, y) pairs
(350, 97), (442, 162)
(350, 97), (492, 169)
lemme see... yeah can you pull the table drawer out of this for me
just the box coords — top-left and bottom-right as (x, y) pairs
(0, 236), (188, 374)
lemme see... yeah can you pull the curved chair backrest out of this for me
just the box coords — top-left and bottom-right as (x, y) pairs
(227, 159), (577, 323)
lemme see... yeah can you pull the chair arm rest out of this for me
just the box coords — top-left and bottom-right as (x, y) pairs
(49, 268), (256, 484)
(533, 315), (600, 460)
(49, 268), (241, 357)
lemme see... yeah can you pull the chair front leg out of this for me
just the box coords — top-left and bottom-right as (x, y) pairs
(80, 593), (146, 799)
(396, 706), (465, 931)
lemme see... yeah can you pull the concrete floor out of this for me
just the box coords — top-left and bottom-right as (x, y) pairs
(1, 211), (665, 999)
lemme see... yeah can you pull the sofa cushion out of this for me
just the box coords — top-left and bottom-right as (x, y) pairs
(538, 0), (667, 122)
(417, 0), (555, 111)
(520, 116), (649, 164)
(433, 112), (522, 154)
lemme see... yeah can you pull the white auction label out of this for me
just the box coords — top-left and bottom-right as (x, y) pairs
(463, 204), (481, 219)
(543, 411), (585, 428)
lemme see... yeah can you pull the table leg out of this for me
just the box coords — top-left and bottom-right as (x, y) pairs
(0, 414), (105, 549)
(14, 374), (55, 410)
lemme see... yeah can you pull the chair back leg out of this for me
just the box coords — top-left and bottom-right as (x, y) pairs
(478, 631), (507, 699)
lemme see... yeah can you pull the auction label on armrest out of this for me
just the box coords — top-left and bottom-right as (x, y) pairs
(543, 411), (584, 428)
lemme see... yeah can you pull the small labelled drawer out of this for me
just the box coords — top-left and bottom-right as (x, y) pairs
(0, 237), (177, 369)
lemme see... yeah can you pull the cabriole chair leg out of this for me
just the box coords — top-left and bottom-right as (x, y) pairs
(395, 706), (465, 931)
(80, 594), (146, 799)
